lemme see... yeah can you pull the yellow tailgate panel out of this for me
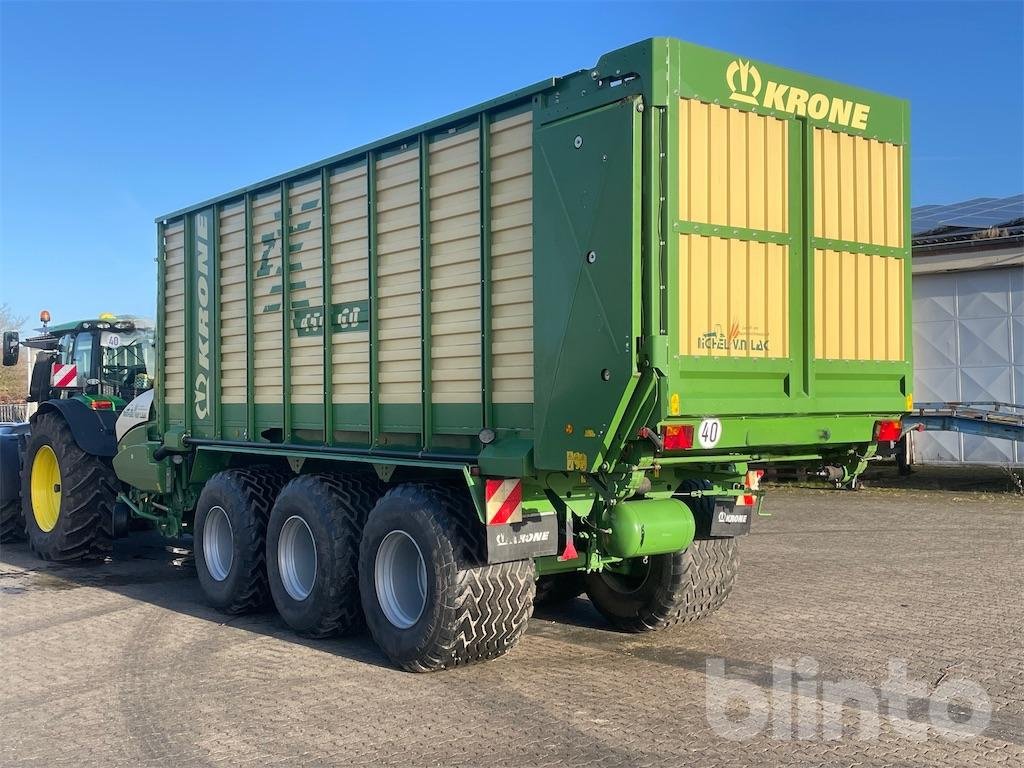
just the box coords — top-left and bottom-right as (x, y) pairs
(814, 249), (904, 361)
(678, 99), (789, 232)
(678, 234), (789, 358)
(677, 98), (790, 359)
(813, 128), (904, 248)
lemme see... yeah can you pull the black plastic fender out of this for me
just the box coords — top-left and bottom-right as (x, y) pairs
(35, 399), (119, 458)
(0, 422), (30, 508)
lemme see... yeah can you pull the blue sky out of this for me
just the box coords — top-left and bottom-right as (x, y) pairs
(1, 0), (1022, 329)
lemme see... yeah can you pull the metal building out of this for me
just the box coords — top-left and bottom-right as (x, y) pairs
(910, 194), (1024, 465)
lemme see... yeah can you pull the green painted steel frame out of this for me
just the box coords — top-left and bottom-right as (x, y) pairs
(211, 205), (222, 439)
(280, 181), (292, 442)
(156, 221), (167, 430)
(321, 166), (334, 443)
(419, 133), (433, 447)
(244, 193), (256, 440)
(367, 150), (381, 447)
(478, 112), (494, 429)
(183, 214), (195, 435)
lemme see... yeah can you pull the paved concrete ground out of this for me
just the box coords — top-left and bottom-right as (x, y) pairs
(1, 483), (1021, 767)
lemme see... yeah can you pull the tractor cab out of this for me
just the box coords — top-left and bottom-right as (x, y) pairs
(3, 311), (156, 410)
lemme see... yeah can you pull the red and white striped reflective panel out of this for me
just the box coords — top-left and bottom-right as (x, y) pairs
(736, 470), (765, 507)
(485, 478), (522, 525)
(51, 363), (79, 388)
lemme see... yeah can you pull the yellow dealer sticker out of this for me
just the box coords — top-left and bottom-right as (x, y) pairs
(566, 451), (588, 471)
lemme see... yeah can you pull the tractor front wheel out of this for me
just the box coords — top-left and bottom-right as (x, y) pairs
(21, 412), (115, 561)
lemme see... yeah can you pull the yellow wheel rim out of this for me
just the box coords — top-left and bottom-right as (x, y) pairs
(30, 444), (62, 533)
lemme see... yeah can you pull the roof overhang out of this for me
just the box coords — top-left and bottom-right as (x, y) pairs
(911, 236), (1024, 275)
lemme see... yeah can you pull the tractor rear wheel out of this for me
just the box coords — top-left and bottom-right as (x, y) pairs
(359, 483), (535, 672)
(21, 412), (115, 561)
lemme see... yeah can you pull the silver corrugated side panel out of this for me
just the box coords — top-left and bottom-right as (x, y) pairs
(912, 264), (1023, 465)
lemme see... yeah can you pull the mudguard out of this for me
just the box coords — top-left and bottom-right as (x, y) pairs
(35, 399), (119, 458)
(0, 423), (30, 507)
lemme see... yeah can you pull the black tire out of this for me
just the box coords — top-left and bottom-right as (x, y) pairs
(194, 467), (289, 614)
(21, 412), (115, 561)
(359, 483), (536, 672)
(896, 435), (913, 476)
(0, 499), (24, 543)
(534, 571), (586, 606)
(585, 538), (739, 633)
(266, 474), (379, 638)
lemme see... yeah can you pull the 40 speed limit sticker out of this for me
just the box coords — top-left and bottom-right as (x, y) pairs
(698, 418), (722, 448)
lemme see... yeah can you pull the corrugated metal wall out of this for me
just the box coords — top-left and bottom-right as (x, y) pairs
(287, 177), (326, 406)
(329, 163), (371, 413)
(251, 189), (283, 405)
(489, 111), (534, 405)
(375, 147), (422, 408)
(161, 108), (534, 443)
(218, 201), (247, 404)
(913, 266), (1023, 465)
(162, 221), (186, 405)
(429, 128), (482, 405)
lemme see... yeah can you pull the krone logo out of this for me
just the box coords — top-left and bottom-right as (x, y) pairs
(724, 57), (872, 130)
(726, 59), (761, 105)
(193, 214), (211, 420)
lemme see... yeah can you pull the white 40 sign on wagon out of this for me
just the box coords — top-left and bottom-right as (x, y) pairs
(698, 418), (722, 448)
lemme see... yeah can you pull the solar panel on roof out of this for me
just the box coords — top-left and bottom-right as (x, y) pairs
(911, 193), (1024, 235)
(952, 195), (1024, 226)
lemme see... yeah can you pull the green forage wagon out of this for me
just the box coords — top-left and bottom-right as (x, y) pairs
(61, 38), (911, 671)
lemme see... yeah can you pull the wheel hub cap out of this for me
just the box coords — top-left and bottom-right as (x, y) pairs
(30, 444), (61, 533)
(375, 530), (427, 629)
(203, 505), (234, 582)
(278, 515), (317, 601)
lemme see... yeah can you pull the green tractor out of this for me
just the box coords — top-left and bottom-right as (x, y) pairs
(0, 312), (155, 557)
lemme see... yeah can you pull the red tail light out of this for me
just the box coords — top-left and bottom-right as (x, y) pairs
(662, 424), (694, 451)
(89, 400), (114, 411)
(737, 470), (764, 506)
(874, 419), (901, 442)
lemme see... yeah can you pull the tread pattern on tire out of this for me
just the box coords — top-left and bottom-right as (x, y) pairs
(204, 466), (290, 614)
(22, 412), (115, 561)
(586, 537), (739, 633)
(585, 477), (741, 633)
(658, 537), (739, 628)
(0, 500), (23, 543)
(273, 473), (381, 637)
(373, 483), (536, 672)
